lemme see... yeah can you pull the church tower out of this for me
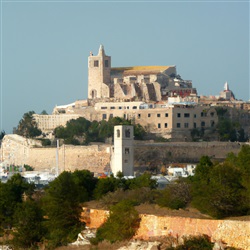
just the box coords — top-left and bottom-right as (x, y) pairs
(112, 125), (134, 177)
(88, 45), (111, 99)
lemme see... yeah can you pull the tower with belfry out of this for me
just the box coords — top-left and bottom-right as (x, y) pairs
(88, 45), (111, 99)
(111, 125), (134, 177)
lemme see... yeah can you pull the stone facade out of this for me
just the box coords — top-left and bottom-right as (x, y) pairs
(81, 207), (250, 250)
(84, 102), (218, 140)
(1, 135), (111, 173)
(32, 45), (220, 141)
(88, 45), (111, 99)
(87, 45), (197, 102)
(133, 141), (242, 167)
(32, 45), (250, 141)
(32, 113), (80, 134)
(44, 101), (218, 141)
(1, 134), (243, 172)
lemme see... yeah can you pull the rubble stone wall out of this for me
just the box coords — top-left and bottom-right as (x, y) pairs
(1, 135), (244, 172)
(27, 144), (111, 173)
(81, 208), (250, 250)
(134, 141), (242, 165)
(1, 135), (111, 173)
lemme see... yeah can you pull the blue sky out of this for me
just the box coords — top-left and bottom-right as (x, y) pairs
(0, 0), (249, 133)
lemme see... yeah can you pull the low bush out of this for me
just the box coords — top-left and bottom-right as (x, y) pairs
(166, 234), (214, 250)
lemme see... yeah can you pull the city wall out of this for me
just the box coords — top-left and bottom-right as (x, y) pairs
(28, 144), (111, 173)
(134, 141), (242, 167)
(1, 135), (243, 172)
(81, 208), (250, 250)
(1, 135), (111, 173)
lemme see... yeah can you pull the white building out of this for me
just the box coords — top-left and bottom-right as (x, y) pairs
(167, 164), (196, 178)
(111, 125), (134, 177)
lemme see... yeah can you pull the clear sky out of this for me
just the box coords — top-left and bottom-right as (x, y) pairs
(0, 0), (249, 133)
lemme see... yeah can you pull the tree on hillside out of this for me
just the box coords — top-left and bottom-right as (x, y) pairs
(127, 172), (157, 190)
(194, 155), (213, 183)
(54, 125), (69, 139)
(134, 123), (146, 140)
(40, 110), (48, 115)
(16, 111), (42, 138)
(156, 180), (191, 210)
(93, 176), (120, 200)
(12, 200), (46, 249)
(207, 162), (248, 218)
(191, 157), (248, 218)
(71, 170), (98, 201)
(236, 145), (250, 176)
(86, 120), (100, 142)
(216, 107), (248, 142)
(95, 200), (140, 243)
(226, 145), (250, 211)
(42, 171), (86, 248)
(0, 174), (35, 230)
(54, 116), (147, 145)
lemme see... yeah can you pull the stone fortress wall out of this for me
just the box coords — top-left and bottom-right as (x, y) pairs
(81, 208), (250, 250)
(1, 135), (243, 172)
(1, 135), (111, 173)
(134, 141), (241, 167)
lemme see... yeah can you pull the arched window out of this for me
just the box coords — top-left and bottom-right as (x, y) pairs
(117, 129), (120, 138)
(91, 90), (97, 99)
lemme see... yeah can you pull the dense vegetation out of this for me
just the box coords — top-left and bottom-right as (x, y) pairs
(54, 116), (146, 144)
(13, 108), (249, 144)
(0, 172), (156, 248)
(156, 148), (249, 218)
(13, 111), (146, 144)
(0, 146), (249, 248)
(215, 107), (248, 142)
(93, 200), (140, 244)
(15, 111), (42, 138)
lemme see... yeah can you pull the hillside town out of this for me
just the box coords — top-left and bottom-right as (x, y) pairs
(1, 45), (250, 178)
(0, 45), (250, 250)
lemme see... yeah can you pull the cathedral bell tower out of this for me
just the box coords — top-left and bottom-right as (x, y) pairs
(88, 45), (111, 99)
(111, 125), (134, 177)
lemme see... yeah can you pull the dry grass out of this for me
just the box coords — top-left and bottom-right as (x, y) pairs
(83, 200), (212, 220)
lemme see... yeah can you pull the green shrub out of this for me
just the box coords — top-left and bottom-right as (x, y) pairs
(156, 181), (191, 210)
(94, 200), (140, 243)
(41, 139), (51, 146)
(100, 187), (155, 207)
(166, 234), (214, 250)
(23, 164), (34, 171)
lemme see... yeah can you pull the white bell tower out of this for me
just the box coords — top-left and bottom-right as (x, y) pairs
(112, 125), (134, 177)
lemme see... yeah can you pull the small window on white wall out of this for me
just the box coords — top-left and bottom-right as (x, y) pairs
(117, 129), (120, 138)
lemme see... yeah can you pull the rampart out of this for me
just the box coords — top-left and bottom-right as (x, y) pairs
(81, 207), (250, 250)
(134, 141), (242, 167)
(1, 135), (243, 172)
(1, 135), (111, 173)
(27, 144), (111, 173)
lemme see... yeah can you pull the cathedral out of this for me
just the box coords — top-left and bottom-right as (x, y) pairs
(34, 45), (219, 141)
(88, 45), (197, 103)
